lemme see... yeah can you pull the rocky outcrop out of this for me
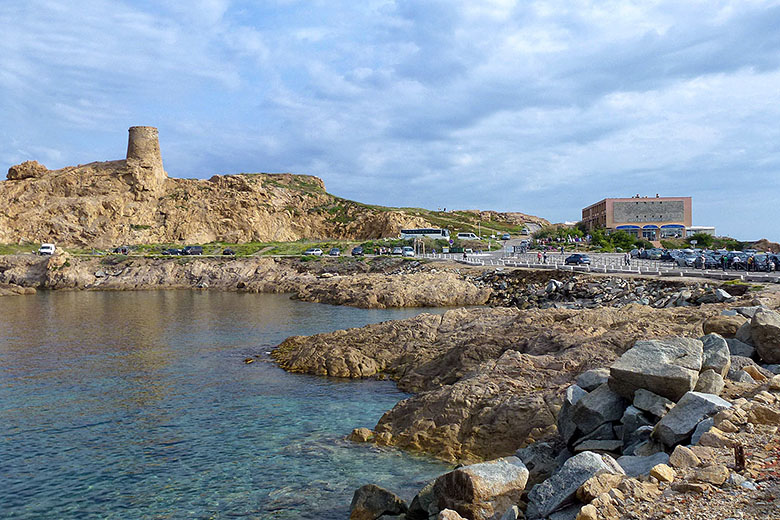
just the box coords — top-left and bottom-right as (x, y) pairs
(6, 160), (48, 180)
(349, 484), (407, 520)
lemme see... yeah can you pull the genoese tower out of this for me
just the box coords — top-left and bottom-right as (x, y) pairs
(125, 126), (167, 191)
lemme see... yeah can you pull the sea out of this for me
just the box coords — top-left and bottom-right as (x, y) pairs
(0, 291), (451, 519)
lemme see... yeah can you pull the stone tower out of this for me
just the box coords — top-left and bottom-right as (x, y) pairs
(125, 126), (167, 191)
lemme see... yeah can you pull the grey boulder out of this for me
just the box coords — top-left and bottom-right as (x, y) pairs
(557, 384), (587, 445)
(526, 451), (623, 519)
(576, 368), (610, 392)
(736, 322), (753, 345)
(726, 338), (755, 358)
(751, 309), (780, 363)
(652, 391), (732, 447)
(632, 389), (674, 418)
(571, 383), (627, 435)
(609, 337), (703, 401)
(694, 369), (725, 395)
(700, 333), (731, 377)
(431, 456), (529, 520)
(616, 452), (670, 477)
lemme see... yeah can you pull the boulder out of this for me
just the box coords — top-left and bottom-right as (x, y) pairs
(736, 322), (753, 345)
(697, 427), (735, 448)
(407, 481), (436, 520)
(438, 509), (466, 520)
(728, 356), (772, 381)
(632, 389), (674, 418)
(526, 451), (624, 520)
(690, 418), (714, 445)
(576, 473), (624, 502)
(349, 428), (374, 442)
(576, 368), (610, 392)
(653, 392), (732, 447)
(432, 456), (529, 520)
(499, 505), (520, 520)
(726, 339), (755, 358)
(558, 385), (587, 445)
(649, 464), (676, 483)
(734, 306), (764, 318)
(6, 160), (48, 180)
(623, 425), (654, 456)
(572, 439), (623, 453)
(620, 406), (653, 439)
(350, 484), (408, 520)
(699, 334), (731, 377)
(548, 504), (581, 520)
(690, 465), (729, 485)
(515, 441), (561, 488)
(571, 384), (627, 435)
(668, 445), (701, 469)
(616, 452), (669, 477)
(751, 309), (780, 363)
(702, 314), (746, 338)
(694, 369), (725, 395)
(608, 338), (703, 402)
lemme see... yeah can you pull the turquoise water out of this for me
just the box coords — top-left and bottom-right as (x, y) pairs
(0, 291), (450, 519)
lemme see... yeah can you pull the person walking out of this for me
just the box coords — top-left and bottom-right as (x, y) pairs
(625, 252), (630, 267)
(722, 254), (728, 272)
(537, 251), (542, 263)
(543, 251), (548, 264)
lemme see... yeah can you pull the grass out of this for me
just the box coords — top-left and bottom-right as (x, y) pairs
(0, 242), (39, 255)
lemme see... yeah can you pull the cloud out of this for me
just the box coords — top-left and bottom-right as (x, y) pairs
(2, 0), (780, 241)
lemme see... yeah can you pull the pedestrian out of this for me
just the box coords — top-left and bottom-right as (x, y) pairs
(463, 251), (467, 260)
(543, 251), (548, 264)
(747, 256), (754, 272)
(700, 254), (706, 270)
(537, 251), (542, 263)
(722, 255), (727, 271)
(625, 252), (630, 266)
(560, 246), (564, 255)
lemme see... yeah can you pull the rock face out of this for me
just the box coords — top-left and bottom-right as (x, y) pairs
(431, 457), (529, 520)
(526, 451), (624, 519)
(751, 309), (780, 363)
(6, 160), (48, 180)
(608, 338), (703, 401)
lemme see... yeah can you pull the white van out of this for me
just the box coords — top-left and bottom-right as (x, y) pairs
(457, 232), (480, 240)
(38, 243), (56, 255)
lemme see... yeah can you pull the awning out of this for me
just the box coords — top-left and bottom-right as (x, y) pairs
(661, 224), (685, 228)
(642, 225), (659, 229)
(616, 225), (640, 229)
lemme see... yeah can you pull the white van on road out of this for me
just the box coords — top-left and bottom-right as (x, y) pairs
(38, 243), (56, 255)
(456, 232), (480, 240)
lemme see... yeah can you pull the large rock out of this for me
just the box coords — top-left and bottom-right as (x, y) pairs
(350, 484), (408, 520)
(515, 441), (561, 487)
(736, 322), (753, 345)
(702, 314), (746, 338)
(608, 338), (703, 402)
(632, 389), (674, 418)
(726, 338), (755, 358)
(6, 160), (48, 180)
(571, 383), (627, 435)
(616, 452), (670, 477)
(526, 451), (624, 519)
(558, 384), (588, 445)
(700, 333), (731, 377)
(576, 368), (610, 392)
(751, 309), (780, 363)
(694, 369), (725, 395)
(652, 392), (732, 447)
(431, 456), (529, 520)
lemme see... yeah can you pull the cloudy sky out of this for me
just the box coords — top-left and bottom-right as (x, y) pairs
(2, 1), (779, 241)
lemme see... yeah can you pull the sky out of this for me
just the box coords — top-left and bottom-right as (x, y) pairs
(1, 1), (779, 242)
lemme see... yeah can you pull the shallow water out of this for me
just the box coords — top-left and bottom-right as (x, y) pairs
(0, 291), (451, 519)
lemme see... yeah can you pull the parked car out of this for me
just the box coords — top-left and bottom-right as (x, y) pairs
(676, 253), (697, 267)
(500, 233), (511, 240)
(751, 254), (774, 272)
(328, 248), (340, 257)
(182, 246), (203, 255)
(161, 248), (181, 255)
(391, 247), (403, 255)
(693, 255), (719, 269)
(351, 246), (364, 256)
(630, 249), (641, 258)
(565, 254), (591, 265)
(113, 246), (130, 255)
(222, 248), (236, 256)
(303, 248), (323, 256)
(37, 243), (56, 255)
(402, 246), (414, 257)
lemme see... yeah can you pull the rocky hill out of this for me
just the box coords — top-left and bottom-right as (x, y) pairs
(0, 127), (547, 247)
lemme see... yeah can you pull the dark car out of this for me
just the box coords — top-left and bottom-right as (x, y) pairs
(222, 248), (236, 256)
(693, 255), (719, 269)
(113, 246), (130, 255)
(182, 246), (203, 255)
(565, 254), (591, 265)
(351, 246), (364, 256)
(328, 248), (340, 257)
(161, 248), (181, 255)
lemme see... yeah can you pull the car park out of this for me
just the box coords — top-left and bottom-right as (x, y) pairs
(303, 248), (323, 256)
(565, 253), (591, 265)
(37, 243), (56, 255)
(351, 246), (364, 256)
(328, 248), (340, 257)
(182, 246), (203, 255)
